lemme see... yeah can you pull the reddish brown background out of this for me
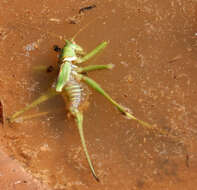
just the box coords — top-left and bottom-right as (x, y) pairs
(0, 0), (197, 190)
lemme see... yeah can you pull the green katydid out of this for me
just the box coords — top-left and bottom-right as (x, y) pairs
(9, 22), (162, 181)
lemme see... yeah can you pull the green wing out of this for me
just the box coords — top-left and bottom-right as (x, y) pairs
(56, 62), (71, 92)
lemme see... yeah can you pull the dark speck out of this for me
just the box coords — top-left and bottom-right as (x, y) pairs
(136, 179), (145, 188)
(47, 65), (54, 73)
(79, 4), (96, 14)
(0, 100), (4, 125)
(53, 45), (61, 52)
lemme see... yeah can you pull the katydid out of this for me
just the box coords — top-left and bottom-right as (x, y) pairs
(9, 24), (161, 181)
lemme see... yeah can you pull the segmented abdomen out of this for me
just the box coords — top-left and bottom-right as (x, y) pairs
(60, 64), (89, 113)
(65, 78), (83, 110)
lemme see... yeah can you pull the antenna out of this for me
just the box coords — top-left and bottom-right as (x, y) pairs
(71, 16), (101, 41)
(16, 16), (102, 42)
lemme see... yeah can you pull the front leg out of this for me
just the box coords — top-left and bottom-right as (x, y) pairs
(76, 41), (108, 64)
(77, 64), (114, 73)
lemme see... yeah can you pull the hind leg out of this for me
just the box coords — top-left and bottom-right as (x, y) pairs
(71, 109), (99, 181)
(79, 75), (158, 131)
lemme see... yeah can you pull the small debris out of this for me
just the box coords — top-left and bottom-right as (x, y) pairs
(120, 60), (128, 67)
(49, 18), (61, 23)
(0, 27), (9, 41)
(79, 4), (96, 14)
(185, 154), (189, 168)
(168, 54), (182, 63)
(67, 4), (96, 24)
(124, 74), (133, 83)
(67, 16), (79, 24)
(69, 20), (77, 24)
(40, 144), (51, 152)
(0, 100), (4, 126)
(24, 42), (39, 52)
(14, 180), (22, 185)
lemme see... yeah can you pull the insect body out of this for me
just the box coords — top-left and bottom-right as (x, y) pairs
(9, 32), (157, 181)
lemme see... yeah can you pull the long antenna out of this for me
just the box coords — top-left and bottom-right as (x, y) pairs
(71, 16), (101, 41)
(16, 16), (101, 42)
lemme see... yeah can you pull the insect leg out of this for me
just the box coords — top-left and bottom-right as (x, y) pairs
(72, 109), (99, 182)
(79, 75), (158, 131)
(11, 111), (51, 123)
(9, 88), (58, 123)
(77, 64), (114, 73)
(76, 41), (108, 64)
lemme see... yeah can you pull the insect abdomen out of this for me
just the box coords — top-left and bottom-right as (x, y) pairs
(63, 77), (83, 110)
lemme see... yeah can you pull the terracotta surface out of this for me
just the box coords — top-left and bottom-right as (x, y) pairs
(0, 0), (197, 190)
(0, 149), (51, 190)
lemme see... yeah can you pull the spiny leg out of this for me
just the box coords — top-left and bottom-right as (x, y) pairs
(72, 109), (99, 182)
(77, 64), (114, 73)
(12, 111), (50, 123)
(79, 75), (163, 133)
(9, 89), (59, 123)
(76, 41), (108, 64)
(12, 107), (66, 123)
